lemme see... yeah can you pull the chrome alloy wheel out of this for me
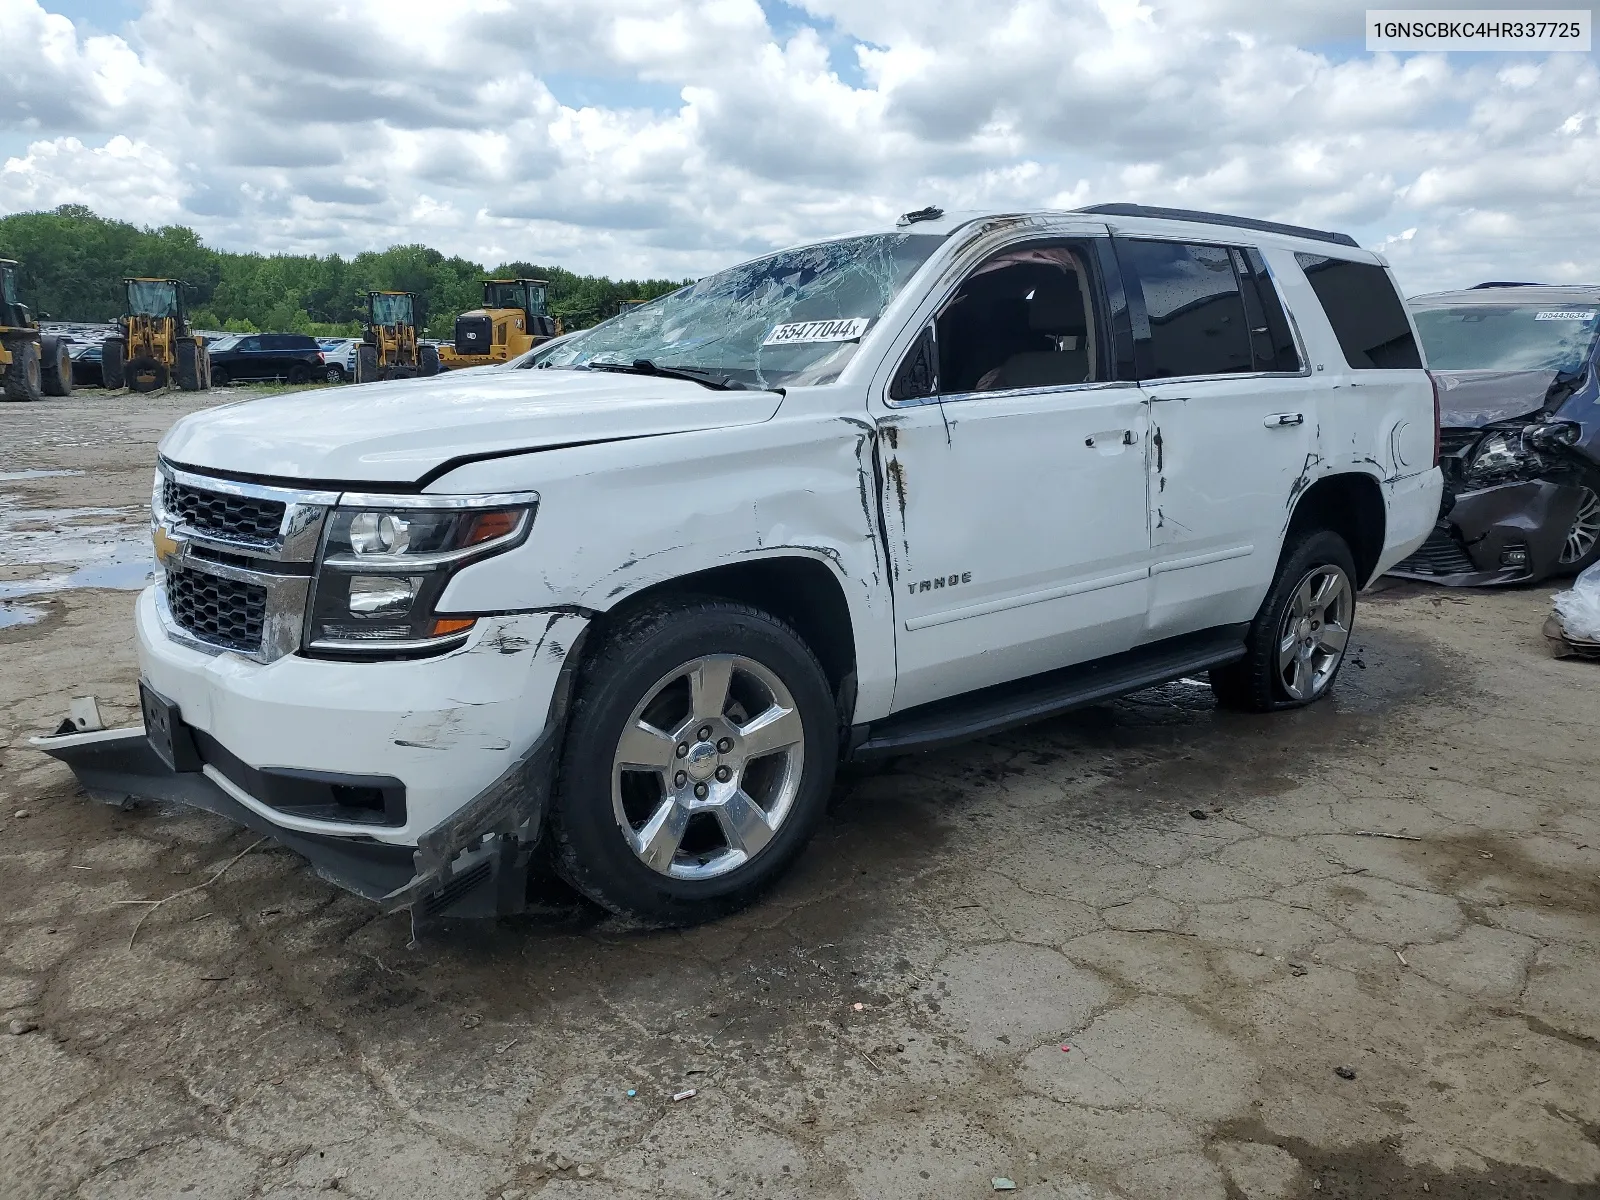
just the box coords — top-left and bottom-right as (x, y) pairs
(1276, 564), (1353, 702)
(611, 654), (805, 880)
(1560, 486), (1600, 565)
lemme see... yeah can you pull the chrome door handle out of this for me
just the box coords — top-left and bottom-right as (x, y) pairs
(1265, 412), (1304, 428)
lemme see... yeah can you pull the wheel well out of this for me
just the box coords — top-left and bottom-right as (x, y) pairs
(596, 557), (857, 697)
(1286, 472), (1386, 586)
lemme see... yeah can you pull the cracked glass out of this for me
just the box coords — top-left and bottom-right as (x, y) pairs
(540, 233), (949, 389)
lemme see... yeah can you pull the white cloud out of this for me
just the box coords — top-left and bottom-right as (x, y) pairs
(0, 0), (1597, 291)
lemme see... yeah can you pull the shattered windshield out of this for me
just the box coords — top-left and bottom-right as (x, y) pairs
(370, 293), (414, 326)
(1413, 303), (1600, 374)
(541, 232), (948, 388)
(127, 281), (179, 318)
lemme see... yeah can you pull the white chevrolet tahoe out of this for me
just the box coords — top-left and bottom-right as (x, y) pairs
(37, 204), (1442, 928)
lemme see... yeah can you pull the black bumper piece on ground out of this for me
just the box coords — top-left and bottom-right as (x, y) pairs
(1389, 480), (1585, 587)
(31, 721), (560, 925)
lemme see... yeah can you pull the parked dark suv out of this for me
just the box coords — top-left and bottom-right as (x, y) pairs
(1393, 284), (1600, 585)
(206, 333), (326, 386)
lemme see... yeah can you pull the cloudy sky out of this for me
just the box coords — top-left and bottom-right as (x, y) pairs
(1, 0), (1597, 292)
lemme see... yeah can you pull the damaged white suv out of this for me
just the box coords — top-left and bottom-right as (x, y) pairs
(37, 204), (1441, 927)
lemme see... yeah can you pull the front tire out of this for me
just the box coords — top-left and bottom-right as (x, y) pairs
(1556, 482), (1600, 576)
(101, 337), (126, 390)
(550, 599), (838, 926)
(2, 337), (44, 401)
(420, 344), (441, 377)
(1211, 529), (1358, 712)
(324, 364), (346, 384)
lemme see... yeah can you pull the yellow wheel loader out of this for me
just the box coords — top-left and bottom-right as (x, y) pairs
(355, 291), (441, 382)
(0, 259), (73, 402)
(102, 278), (210, 393)
(437, 278), (560, 370)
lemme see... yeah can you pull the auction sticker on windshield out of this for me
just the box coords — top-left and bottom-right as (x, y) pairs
(764, 318), (871, 346)
(1534, 311), (1598, 321)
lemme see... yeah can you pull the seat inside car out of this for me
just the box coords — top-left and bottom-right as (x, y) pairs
(936, 249), (1098, 393)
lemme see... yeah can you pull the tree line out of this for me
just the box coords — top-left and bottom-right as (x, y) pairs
(0, 205), (688, 336)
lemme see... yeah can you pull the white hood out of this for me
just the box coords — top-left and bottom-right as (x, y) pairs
(159, 368), (785, 485)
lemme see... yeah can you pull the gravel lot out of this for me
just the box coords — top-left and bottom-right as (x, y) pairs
(3, 391), (1599, 1200)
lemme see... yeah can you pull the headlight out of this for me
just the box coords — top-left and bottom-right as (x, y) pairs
(306, 493), (536, 655)
(1466, 432), (1534, 480)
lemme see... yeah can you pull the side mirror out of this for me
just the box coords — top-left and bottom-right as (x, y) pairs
(889, 325), (938, 402)
(37, 311), (51, 321)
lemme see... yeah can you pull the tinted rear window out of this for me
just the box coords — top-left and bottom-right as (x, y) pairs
(1120, 240), (1254, 379)
(1295, 254), (1422, 370)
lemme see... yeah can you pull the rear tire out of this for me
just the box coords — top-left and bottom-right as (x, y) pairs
(356, 344), (379, 384)
(175, 341), (202, 391)
(102, 337), (127, 390)
(126, 355), (169, 394)
(287, 363), (310, 385)
(1211, 529), (1358, 713)
(550, 598), (838, 927)
(2, 337), (44, 401)
(420, 344), (441, 377)
(41, 337), (73, 397)
(324, 364), (346, 384)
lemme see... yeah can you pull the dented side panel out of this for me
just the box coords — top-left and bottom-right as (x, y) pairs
(427, 394), (898, 722)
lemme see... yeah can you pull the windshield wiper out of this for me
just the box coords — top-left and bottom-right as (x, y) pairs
(585, 359), (757, 391)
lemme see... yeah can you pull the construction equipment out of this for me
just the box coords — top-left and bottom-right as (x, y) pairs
(355, 291), (440, 382)
(438, 278), (561, 370)
(0, 259), (73, 402)
(102, 278), (211, 393)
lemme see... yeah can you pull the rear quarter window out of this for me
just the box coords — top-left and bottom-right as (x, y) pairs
(1295, 254), (1422, 370)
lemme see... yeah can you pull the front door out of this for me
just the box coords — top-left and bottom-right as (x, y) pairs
(880, 237), (1152, 713)
(1116, 238), (1317, 638)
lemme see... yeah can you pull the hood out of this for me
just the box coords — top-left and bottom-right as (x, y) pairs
(159, 368), (785, 485)
(1434, 368), (1558, 429)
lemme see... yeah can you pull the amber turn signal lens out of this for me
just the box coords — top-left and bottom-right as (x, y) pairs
(429, 617), (476, 637)
(464, 510), (520, 546)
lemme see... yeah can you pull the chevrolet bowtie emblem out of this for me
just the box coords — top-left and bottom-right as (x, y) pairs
(152, 524), (180, 566)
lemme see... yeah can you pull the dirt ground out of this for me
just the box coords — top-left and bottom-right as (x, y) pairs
(3, 390), (1599, 1200)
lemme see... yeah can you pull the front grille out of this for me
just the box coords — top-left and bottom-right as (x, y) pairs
(166, 567), (267, 654)
(1394, 524), (1477, 577)
(162, 478), (285, 544)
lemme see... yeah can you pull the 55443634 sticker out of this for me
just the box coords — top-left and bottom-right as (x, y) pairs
(1533, 311), (1598, 321)
(763, 317), (871, 346)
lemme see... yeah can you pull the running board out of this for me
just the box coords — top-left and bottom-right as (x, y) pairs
(849, 625), (1248, 759)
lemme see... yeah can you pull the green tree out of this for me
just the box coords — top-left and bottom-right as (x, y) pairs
(0, 205), (689, 334)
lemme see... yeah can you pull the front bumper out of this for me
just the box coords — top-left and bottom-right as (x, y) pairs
(32, 590), (590, 919)
(1389, 479), (1585, 587)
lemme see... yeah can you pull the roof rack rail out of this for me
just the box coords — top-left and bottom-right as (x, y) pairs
(1074, 203), (1360, 249)
(1469, 281), (1544, 289)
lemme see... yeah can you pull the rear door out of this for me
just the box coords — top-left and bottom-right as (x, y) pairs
(1117, 238), (1317, 639)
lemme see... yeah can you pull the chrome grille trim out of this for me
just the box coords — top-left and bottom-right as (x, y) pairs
(151, 465), (334, 663)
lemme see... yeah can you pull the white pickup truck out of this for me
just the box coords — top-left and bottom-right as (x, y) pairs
(37, 204), (1442, 928)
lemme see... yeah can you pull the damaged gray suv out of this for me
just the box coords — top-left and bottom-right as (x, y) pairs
(1394, 284), (1600, 585)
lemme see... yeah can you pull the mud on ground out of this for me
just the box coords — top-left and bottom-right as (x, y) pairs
(2, 391), (1599, 1199)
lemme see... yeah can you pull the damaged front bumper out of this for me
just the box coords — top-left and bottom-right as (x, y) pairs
(1388, 479), (1586, 587)
(30, 713), (562, 922)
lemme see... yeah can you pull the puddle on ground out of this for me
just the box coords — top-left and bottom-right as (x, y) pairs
(0, 489), (154, 611)
(0, 602), (47, 629)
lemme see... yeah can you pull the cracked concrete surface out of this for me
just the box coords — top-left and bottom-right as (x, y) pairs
(4, 394), (1600, 1199)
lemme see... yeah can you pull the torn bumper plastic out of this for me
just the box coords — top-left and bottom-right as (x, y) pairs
(30, 717), (561, 921)
(1388, 479), (1585, 587)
